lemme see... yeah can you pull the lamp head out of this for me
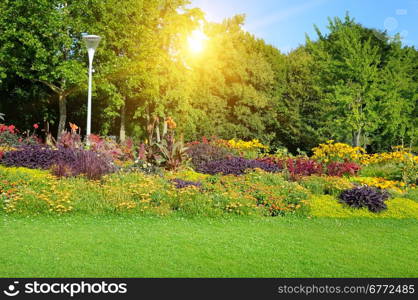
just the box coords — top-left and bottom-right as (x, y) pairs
(82, 35), (101, 51)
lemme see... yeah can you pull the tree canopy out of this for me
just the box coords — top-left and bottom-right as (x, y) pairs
(1, 2), (417, 152)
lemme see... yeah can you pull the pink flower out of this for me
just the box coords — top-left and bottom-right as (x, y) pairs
(33, 124), (39, 129)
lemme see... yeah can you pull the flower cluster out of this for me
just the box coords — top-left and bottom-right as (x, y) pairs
(351, 177), (407, 193)
(116, 201), (138, 210)
(166, 117), (177, 130)
(215, 139), (269, 159)
(0, 169), (73, 214)
(219, 139), (269, 151)
(360, 146), (418, 165)
(202, 170), (309, 216)
(312, 140), (366, 164)
(0, 124), (16, 134)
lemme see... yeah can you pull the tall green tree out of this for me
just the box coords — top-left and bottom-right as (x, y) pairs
(186, 15), (276, 143)
(307, 15), (382, 147)
(375, 43), (418, 150)
(278, 47), (323, 152)
(0, 0), (90, 137)
(82, 0), (203, 141)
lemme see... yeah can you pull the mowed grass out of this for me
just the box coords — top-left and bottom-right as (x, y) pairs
(0, 215), (417, 278)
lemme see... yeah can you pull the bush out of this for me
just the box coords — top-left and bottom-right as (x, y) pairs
(57, 132), (82, 149)
(187, 142), (232, 168)
(257, 157), (286, 169)
(326, 161), (361, 177)
(196, 157), (281, 175)
(358, 162), (401, 180)
(1, 145), (115, 180)
(51, 150), (116, 180)
(121, 160), (162, 175)
(299, 175), (354, 196)
(88, 134), (131, 161)
(403, 188), (418, 203)
(142, 116), (189, 171)
(0, 131), (21, 147)
(286, 158), (323, 180)
(339, 186), (390, 213)
(1, 145), (77, 169)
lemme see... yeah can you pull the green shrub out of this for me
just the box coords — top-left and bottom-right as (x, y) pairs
(402, 188), (418, 203)
(299, 175), (354, 196)
(358, 162), (401, 181)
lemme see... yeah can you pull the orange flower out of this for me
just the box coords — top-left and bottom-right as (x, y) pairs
(166, 117), (177, 129)
(69, 122), (78, 133)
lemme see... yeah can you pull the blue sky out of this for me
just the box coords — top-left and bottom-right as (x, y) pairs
(190, 0), (418, 53)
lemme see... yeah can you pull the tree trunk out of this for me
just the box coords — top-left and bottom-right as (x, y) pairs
(354, 128), (362, 147)
(119, 103), (126, 143)
(57, 93), (67, 140)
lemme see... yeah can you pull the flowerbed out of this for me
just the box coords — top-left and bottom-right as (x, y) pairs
(0, 122), (417, 218)
(0, 166), (309, 217)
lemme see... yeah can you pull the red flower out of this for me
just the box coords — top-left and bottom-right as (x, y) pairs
(7, 125), (15, 134)
(33, 124), (39, 129)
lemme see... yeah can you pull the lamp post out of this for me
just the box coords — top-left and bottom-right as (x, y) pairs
(82, 34), (101, 142)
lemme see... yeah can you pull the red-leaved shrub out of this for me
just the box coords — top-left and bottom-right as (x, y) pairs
(327, 161), (361, 177)
(286, 158), (323, 180)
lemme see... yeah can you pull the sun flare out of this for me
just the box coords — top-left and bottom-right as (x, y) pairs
(187, 29), (207, 54)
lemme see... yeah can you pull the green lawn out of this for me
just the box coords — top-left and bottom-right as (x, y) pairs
(1, 215), (417, 278)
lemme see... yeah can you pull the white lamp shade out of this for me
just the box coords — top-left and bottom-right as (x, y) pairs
(82, 35), (101, 50)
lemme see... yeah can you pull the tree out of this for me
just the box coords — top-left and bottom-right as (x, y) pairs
(80, 0), (203, 141)
(185, 15), (277, 144)
(307, 15), (382, 147)
(276, 47), (324, 152)
(0, 0), (90, 138)
(374, 43), (418, 150)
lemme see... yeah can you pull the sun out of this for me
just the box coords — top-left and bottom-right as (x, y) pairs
(187, 29), (207, 54)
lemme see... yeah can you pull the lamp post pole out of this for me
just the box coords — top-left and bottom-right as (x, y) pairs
(82, 35), (101, 143)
